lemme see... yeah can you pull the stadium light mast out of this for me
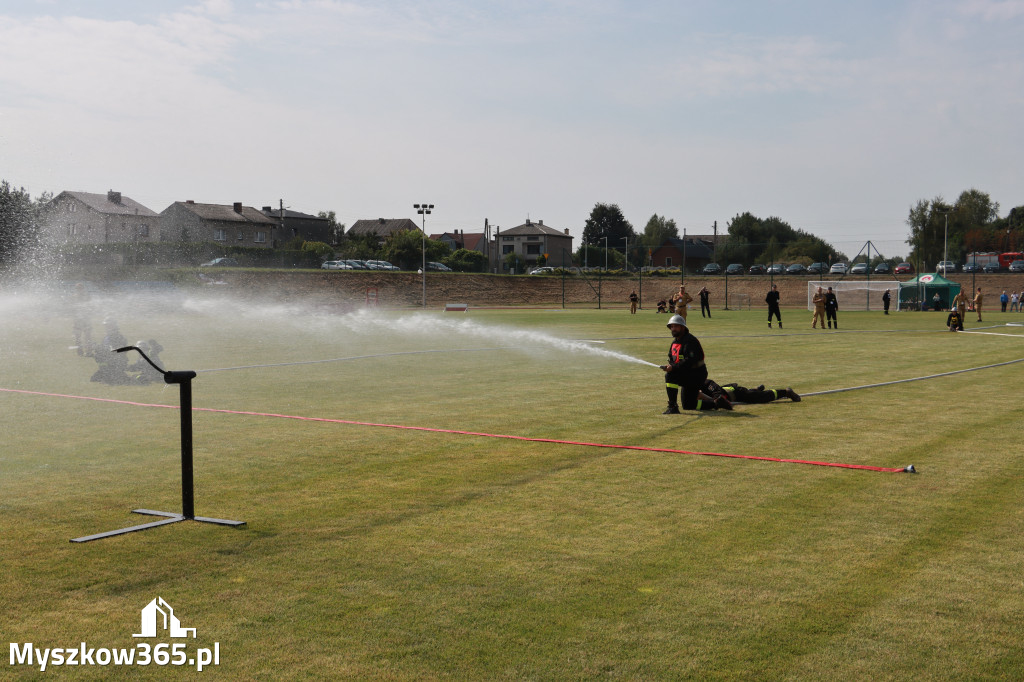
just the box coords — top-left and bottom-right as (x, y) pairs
(414, 203), (433, 307)
(937, 207), (952, 274)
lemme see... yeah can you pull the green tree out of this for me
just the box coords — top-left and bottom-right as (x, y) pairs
(445, 248), (487, 272)
(317, 210), (345, 244)
(301, 240), (334, 261)
(504, 252), (526, 274)
(641, 214), (678, 249)
(582, 203), (636, 250)
(381, 230), (450, 270)
(0, 181), (35, 265)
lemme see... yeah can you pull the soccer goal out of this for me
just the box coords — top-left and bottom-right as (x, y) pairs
(726, 292), (751, 310)
(806, 280), (895, 311)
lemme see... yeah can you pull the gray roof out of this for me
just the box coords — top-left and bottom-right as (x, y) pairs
(169, 201), (275, 224)
(61, 191), (158, 217)
(261, 207), (326, 221)
(348, 218), (420, 237)
(501, 220), (567, 237)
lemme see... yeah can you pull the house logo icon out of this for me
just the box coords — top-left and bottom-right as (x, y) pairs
(133, 597), (196, 638)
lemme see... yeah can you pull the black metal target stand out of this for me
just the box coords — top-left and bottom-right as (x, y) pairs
(71, 346), (245, 543)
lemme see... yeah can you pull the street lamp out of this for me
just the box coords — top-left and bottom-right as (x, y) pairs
(937, 207), (952, 274)
(414, 203), (433, 308)
(603, 236), (608, 271)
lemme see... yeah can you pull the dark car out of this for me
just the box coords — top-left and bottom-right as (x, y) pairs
(961, 262), (980, 273)
(725, 263), (744, 275)
(428, 261), (453, 272)
(807, 262), (828, 274)
(767, 263), (785, 275)
(701, 263), (722, 275)
(982, 262), (1001, 273)
(785, 263), (808, 275)
(895, 262), (914, 275)
(748, 264), (767, 275)
(200, 257), (239, 267)
(874, 262), (892, 274)
(1009, 260), (1024, 273)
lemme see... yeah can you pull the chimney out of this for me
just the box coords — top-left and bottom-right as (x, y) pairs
(378, 218), (386, 224)
(186, 200), (195, 204)
(538, 220), (543, 226)
(262, 206), (272, 212)
(564, 228), (569, 235)
(107, 190), (121, 204)
(233, 202), (243, 213)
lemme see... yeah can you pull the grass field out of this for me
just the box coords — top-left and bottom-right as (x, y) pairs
(3, 291), (1024, 680)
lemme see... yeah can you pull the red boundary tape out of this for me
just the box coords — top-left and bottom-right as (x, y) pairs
(1, 387), (906, 473)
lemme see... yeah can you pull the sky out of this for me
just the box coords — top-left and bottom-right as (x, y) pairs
(2, 0), (1023, 258)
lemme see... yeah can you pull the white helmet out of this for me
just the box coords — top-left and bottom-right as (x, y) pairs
(666, 314), (687, 328)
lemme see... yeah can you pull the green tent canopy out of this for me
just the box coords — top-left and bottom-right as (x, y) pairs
(898, 273), (962, 311)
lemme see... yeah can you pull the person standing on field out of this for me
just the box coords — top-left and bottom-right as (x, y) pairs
(974, 287), (984, 322)
(1000, 290), (1008, 312)
(824, 286), (839, 329)
(766, 284), (782, 328)
(882, 289), (891, 314)
(1010, 291), (1020, 312)
(674, 285), (693, 321)
(953, 289), (969, 324)
(811, 286), (826, 329)
(629, 290), (639, 314)
(698, 286), (711, 318)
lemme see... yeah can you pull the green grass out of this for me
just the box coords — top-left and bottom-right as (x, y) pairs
(3, 297), (1024, 679)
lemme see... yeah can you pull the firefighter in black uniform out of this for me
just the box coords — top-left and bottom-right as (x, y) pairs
(825, 286), (839, 329)
(698, 286), (711, 318)
(766, 284), (782, 328)
(660, 315), (731, 413)
(702, 379), (801, 404)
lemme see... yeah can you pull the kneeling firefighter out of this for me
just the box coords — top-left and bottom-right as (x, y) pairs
(660, 315), (731, 413)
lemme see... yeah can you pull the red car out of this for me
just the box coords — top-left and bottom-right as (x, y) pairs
(895, 262), (914, 275)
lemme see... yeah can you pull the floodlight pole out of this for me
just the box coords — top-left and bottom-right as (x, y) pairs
(71, 347), (244, 543)
(415, 203), (433, 308)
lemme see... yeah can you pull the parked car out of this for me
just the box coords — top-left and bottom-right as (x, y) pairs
(366, 260), (399, 271)
(785, 263), (807, 275)
(767, 263), (786, 275)
(937, 260), (958, 274)
(983, 262), (1001, 273)
(807, 262), (828, 274)
(748, 264), (767, 275)
(1008, 260), (1024, 273)
(701, 263), (722, 275)
(874, 262), (892, 274)
(725, 263), (744, 275)
(200, 257), (238, 267)
(895, 262), (914, 275)
(848, 262), (868, 275)
(961, 262), (980, 273)
(830, 262), (848, 274)
(428, 262), (453, 272)
(529, 266), (555, 275)
(321, 260), (352, 270)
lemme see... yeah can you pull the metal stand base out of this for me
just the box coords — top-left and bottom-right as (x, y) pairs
(71, 509), (245, 543)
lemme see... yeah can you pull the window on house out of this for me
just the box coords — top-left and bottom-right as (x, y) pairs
(138, 225), (150, 238)
(526, 244), (541, 255)
(665, 257), (672, 267)
(254, 231), (266, 243)
(237, 232), (244, 241)
(214, 229), (226, 241)
(68, 224), (76, 236)
(526, 236), (539, 241)
(503, 236), (514, 241)
(502, 245), (514, 254)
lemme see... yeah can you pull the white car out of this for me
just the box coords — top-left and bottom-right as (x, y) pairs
(937, 261), (957, 274)
(321, 260), (352, 270)
(829, 262), (848, 274)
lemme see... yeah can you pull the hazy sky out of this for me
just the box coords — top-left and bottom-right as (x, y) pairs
(2, 0), (1022, 256)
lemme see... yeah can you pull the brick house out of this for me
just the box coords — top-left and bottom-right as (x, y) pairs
(650, 236), (716, 271)
(160, 201), (277, 248)
(492, 219), (573, 271)
(40, 190), (160, 245)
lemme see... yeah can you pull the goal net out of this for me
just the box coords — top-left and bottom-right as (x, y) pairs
(726, 292), (751, 310)
(806, 280), (895, 311)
